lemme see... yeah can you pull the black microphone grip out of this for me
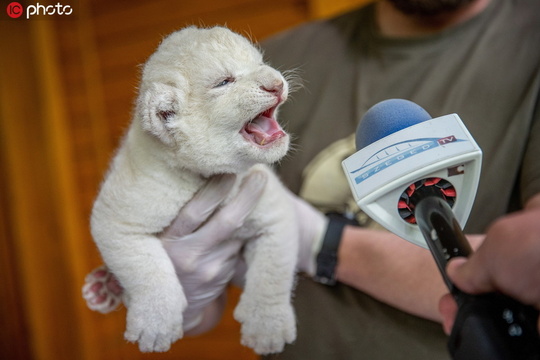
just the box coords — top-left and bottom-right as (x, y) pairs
(415, 197), (540, 359)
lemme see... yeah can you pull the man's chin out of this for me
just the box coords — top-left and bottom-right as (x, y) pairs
(387, 0), (476, 16)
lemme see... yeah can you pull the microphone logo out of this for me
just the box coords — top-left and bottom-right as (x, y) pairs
(438, 135), (457, 145)
(350, 135), (461, 184)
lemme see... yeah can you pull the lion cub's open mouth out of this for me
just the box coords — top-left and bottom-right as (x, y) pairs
(241, 106), (286, 147)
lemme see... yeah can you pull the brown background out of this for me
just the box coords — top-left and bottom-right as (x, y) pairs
(0, 0), (369, 359)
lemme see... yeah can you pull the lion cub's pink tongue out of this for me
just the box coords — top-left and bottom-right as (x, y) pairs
(245, 115), (285, 146)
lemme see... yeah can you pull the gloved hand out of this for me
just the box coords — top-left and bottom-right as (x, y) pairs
(83, 170), (329, 333)
(163, 173), (329, 332)
(161, 171), (268, 333)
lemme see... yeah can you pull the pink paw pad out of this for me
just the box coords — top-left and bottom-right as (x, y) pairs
(82, 265), (124, 313)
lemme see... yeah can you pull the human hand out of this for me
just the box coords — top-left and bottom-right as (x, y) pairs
(160, 171), (268, 333)
(439, 206), (540, 334)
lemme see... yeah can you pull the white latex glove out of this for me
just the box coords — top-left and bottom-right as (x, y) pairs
(161, 171), (267, 333)
(288, 192), (329, 276)
(162, 174), (328, 333)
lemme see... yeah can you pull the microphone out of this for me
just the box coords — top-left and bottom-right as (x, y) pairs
(342, 99), (540, 359)
(343, 99), (482, 249)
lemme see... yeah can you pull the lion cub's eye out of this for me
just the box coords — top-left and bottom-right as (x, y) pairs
(214, 77), (235, 88)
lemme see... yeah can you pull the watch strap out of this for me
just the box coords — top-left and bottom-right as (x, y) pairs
(313, 213), (359, 285)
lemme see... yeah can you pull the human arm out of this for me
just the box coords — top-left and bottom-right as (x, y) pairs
(439, 193), (540, 333)
(334, 224), (484, 322)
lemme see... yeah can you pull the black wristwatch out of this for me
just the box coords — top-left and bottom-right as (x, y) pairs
(313, 212), (359, 286)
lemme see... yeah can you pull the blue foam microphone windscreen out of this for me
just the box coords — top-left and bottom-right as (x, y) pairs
(355, 99), (432, 150)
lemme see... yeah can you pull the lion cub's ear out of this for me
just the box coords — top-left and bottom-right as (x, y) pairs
(137, 83), (184, 146)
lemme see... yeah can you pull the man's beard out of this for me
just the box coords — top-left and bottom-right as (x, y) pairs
(387, 0), (476, 16)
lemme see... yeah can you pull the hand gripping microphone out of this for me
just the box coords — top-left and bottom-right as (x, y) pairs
(342, 99), (540, 359)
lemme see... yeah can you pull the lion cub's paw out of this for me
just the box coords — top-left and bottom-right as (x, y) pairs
(234, 299), (296, 354)
(124, 292), (187, 352)
(82, 265), (123, 313)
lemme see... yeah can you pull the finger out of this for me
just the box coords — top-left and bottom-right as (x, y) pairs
(221, 169), (268, 223)
(162, 174), (237, 238)
(169, 170), (267, 254)
(438, 293), (458, 335)
(195, 170), (268, 246)
(231, 258), (247, 288)
(164, 171), (268, 264)
(446, 257), (494, 294)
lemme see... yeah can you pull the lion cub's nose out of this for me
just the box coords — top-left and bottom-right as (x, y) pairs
(261, 80), (284, 96)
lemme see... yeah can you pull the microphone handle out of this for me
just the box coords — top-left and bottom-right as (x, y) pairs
(415, 197), (540, 360)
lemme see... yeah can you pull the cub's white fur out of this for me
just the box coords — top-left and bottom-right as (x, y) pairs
(90, 26), (298, 354)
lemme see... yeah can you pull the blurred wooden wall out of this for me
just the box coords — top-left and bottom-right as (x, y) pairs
(0, 0), (369, 359)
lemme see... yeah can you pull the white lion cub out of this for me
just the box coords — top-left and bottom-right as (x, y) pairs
(90, 26), (298, 354)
